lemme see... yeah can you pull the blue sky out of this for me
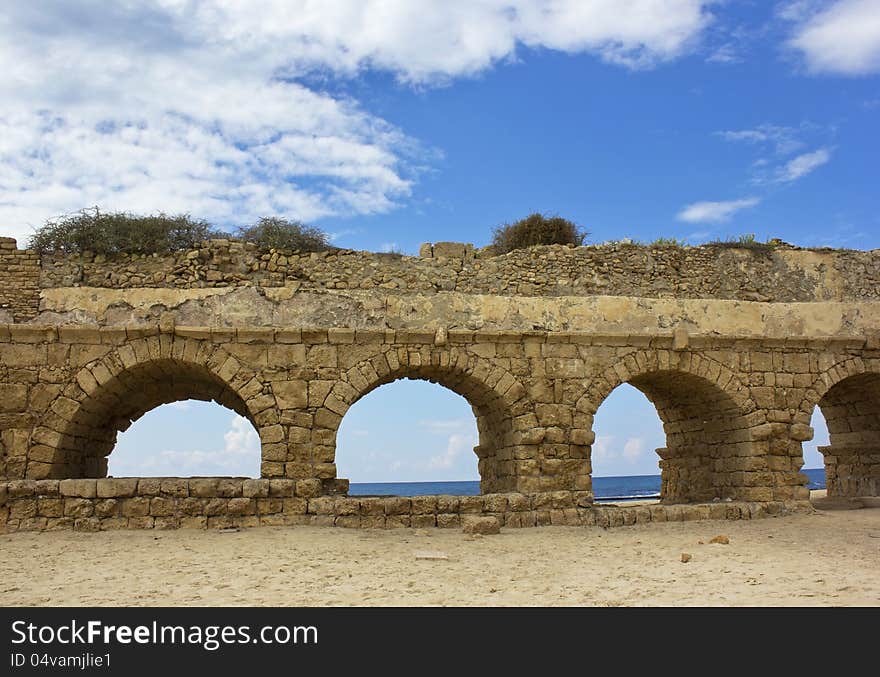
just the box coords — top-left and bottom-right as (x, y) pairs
(2, 1), (875, 481)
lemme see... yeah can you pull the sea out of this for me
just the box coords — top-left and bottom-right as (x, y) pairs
(349, 467), (827, 501)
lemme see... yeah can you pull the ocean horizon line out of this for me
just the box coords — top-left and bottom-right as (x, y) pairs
(348, 468), (827, 498)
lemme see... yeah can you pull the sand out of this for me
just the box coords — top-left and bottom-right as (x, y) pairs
(2, 497), (878, 607)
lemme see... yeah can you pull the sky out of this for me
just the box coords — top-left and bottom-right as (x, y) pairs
(1, 1), (875, 481)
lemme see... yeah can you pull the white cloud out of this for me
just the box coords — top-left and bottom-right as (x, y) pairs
(428, 433), (476, 470)
(592, 434), (646, 464)
(622, 437), (646, 463)
(0, 2), (714, 244)
(774, 148), (832, 182)
(183, 1), (714, 80)
(787, 0), (880, 75)
(716, 123), (833, 185)
(716, 124), (806, 155)
(592, 435), (614, 461)
(327, 228), (363, 243)
(677, 197), (760, 223)
(226, 415), (261, 456)
(109, 414), (260, 477)
(707, 43), (742, 64)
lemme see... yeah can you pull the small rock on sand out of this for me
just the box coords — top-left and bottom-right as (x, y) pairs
(681, 553), (692, 563)
(709, 535), (730, 545)
(414, 551), (449, 561)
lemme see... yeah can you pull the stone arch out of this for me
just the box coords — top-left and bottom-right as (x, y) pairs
(317, 346), (531, 493)
(799, 357), (880, 497)
(576, 350), (759, 503)
(28, 335), (273, 479)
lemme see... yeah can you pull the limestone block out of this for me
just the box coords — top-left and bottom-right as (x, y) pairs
(242, 479), (270, 498)
(437, 513), (460, 528)
(73, 518), (101, 532)
(94, 499), (119, 519)
(481, 494), (508, 513)
(296, 479), (322, 498)
(385, 515), (411, 528)
(458, 496), (482, 513)
(204, 498), (227, 516)
(60, 479), (97, 498)
(384, 497), (411, 515)
(432, 242), (467, 259)
(570, 428), (595, 445)
(260, 424), (285, 444)
(121, 497), (151, 517)
(96, 478), (139, 498)
(462, 515), (500, 534)
(268, 479), (296, 497)
(188, 478), (220, 498)
(282, 498), (308, 514)
(150, 497), (177, 516)
(790, 423), (814, 442)
(63, 498), (94, 518)
(216, 478), (243, 497)
(226, 498), (255, 516)
(160, 479), (188, 497)
(179, 498), (205, 516)
(436, 495), (460, 513)
(0, 384), (28, 411)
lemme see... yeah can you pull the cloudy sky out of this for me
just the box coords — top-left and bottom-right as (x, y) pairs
(2, 1), (873, 482)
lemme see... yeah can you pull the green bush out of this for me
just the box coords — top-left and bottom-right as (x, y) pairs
(236, 217), (331, 252)
(28, 207), (215, 255)
(491, 213), (587, 254)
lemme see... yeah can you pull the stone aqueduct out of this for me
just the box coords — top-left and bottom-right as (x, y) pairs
(0, 236), (878, 531)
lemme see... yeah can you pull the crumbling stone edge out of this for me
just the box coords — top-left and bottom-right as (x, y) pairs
(0, 478), (814, 532)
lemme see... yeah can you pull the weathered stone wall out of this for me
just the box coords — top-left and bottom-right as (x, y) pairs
(2, 323), (878, 508)
(1, 235), (879, 531)
(816, 370), (880, 497)
(0, 477), (810, 533)
(34, 239), (880, 304)
(0, 238), (40, 322)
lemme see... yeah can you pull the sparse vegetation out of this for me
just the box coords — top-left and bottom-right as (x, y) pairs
(235, 217), (331, 253)
(651, 237), (687, 247)
(707, 233), (777, 253)
(28, 207), (216, 255)
(491, 212), (587, 254)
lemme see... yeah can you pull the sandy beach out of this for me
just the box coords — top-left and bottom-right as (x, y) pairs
(2, 495), (878, 607)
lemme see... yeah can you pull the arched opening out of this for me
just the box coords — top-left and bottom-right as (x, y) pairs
(323, 355), (522, 494)
(42, 358), (257, 478)
(336, 379), (480, 496)
(801, 406), (829, 494)
(815, 372), (880, 497)
(108, 401), (260, 478)
(587, 368), (754, 503)
(590, 384), (665, 502)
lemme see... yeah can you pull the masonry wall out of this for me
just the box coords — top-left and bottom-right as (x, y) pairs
(0, 477), (809, 533)
(34, 239), (880, 303)
(2, 323), (878, 508)
(1, 236), (879, 531)
(0, 238), (40, 322)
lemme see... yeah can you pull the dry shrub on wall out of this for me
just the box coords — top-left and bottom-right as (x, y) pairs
(28, 207), (216, 255)
(491, 212), (587, 254)
(235, 217), (332, 253)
